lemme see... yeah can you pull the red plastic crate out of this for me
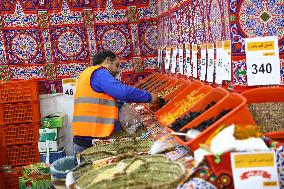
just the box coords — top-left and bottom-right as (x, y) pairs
(0, 81), (38, 103)
(0, 101), (40, 124)
(3, 167), (22, 189)
(1, 145), (39, 167)
(0, 122), (40, 146)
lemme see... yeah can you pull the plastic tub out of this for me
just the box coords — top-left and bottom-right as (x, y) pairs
(139, 74), (164, 90)
(164, 80), (201, 101)
(177, 93), (255, 151)
(144, 75), (168, 91)
(151, 78), (177, 93)
(155, 81), (206, 118)
(157, 85), (213, 127)
(164, 87), (229, 132)
(134, 72), (158, 88)
(50, 156), (75, 179)
(241, 87), (284, 141)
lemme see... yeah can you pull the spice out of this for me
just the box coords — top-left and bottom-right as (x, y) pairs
(248, 102), (284, 133)
(160, 92), (205, 125)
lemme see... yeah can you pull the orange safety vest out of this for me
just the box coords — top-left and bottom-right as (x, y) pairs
(72, 66), (118, 137)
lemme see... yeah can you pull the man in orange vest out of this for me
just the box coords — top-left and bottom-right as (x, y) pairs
(72, 50), (159, 154)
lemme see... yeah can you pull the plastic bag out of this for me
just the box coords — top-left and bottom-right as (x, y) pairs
(119, 103), (142, 134)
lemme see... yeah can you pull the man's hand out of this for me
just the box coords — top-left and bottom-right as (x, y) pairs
(151, 93), (159, 104)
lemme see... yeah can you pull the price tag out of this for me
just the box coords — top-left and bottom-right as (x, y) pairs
(200, 44), (207, 81)
(171, 45), (178, 73)
(62, 79), (77, 97)
(192, 44), (198, 78)
(157, 49), (161, 69)
(165, 46), (171, 70)
(206, 43), (215, 83)
(245, 36), (280, 86)
(185, 43), (192, 76)
(215, 41), (223, 84)
(178, 44), (184, 74)
(231, 151), (280, 189)
(223, 40), (232, 81)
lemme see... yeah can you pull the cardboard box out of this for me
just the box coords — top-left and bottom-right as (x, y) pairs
(41, 112), (68, 128)
(38, 137), (64, 153)
(39, 128), (64, 142)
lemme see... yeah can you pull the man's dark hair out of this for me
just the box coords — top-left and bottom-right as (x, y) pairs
(92, 50), (117, 66)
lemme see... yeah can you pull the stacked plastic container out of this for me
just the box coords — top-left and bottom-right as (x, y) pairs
(0, 80), (40, 189)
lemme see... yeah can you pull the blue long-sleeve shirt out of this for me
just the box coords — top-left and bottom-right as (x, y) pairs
(73, 68), (152, 147)
(90, 68), (152, 103)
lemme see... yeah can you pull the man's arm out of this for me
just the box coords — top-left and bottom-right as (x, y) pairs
(91, 69), (157, 103)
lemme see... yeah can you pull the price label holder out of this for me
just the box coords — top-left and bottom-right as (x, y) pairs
(171, 45), (178, 73)
(158, 49), (161, 69)
(245, 36), (280, 86)
(62, 78), (77, 98)
(231, 151), (280, 189)
(223, 40), (232, 81)
(200, 43), (207, 81)
(178, 44), (184, 74)
(165, 46), (171, 70)
(192, 44), (198, 78)
(185, 43), (192, 76)
(215, 41), (223, 84)
(206, 43), (214, 83)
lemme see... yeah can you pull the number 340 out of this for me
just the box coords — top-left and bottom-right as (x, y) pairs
(251, 63), (272, 74)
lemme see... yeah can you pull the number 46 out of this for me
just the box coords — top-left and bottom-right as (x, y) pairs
(65, 89), (74, 95)
(252, 63), (272, 74)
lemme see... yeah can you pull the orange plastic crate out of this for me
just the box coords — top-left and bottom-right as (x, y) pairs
(164, 87), (229, 132)
(0, 122), (40, 146)
(144, 75), (168, 91)
(1, 145), (39, 167)
(155, 81), (205, 118)
(176, 93), (255, 151)
(134, 72), (158, 88)
(0, 81), (38, 103)
(241, 87), (284, 141)
(138, 74), (162, 89)
(0, 101), (40, 124)
(3, 167), (22, 189)
(164, 80), (200, 101)
(151, 78), (177, 93)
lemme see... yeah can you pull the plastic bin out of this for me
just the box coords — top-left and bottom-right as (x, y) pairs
(134, 72), (158, 88)
(241, 87), (284, 141)
(0, 101), (40, 124)
(164, 80), (201, 101)
(1, 145), (39, 167)
(50, 156), (75, 179)
(155, 81), (206, 118)
(0, 81), (39, 103)
(165, 87), (229, 132)
(176, 93), (255, 151)
(151, 78), (177, 93)
(0, 122), (40, 146)
(138, 74), (163, 89)
(3, 167), (22, 189)
(144, 75), (168, 91)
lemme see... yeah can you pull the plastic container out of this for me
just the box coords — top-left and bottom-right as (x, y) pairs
(3, 167), (22, 189)
(144, 75), (168, 91)
(155, 81), (206, 118)
(165, 87), (229, 132)
(50, 156), (75, 179)
(1, 145), (39, 167)
(0, 101), (40, 124)
(0, 122), (40, 146)
(151, 78), (177, 93)
(138, 74), (163, 89)
(0, 81), (39, 103)
(134, 72), (158, 88)
(177, 93), (255, 151)
(241, 87), (284, 141)
(164, 80), (200, 101)
(157, 85), (213, 127)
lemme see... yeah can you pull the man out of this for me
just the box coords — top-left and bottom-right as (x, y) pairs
(72, 50), (159, 154)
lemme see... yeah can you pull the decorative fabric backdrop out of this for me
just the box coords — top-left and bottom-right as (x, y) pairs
(0, 0), (158, 94)
(156, 0), (284, 91)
